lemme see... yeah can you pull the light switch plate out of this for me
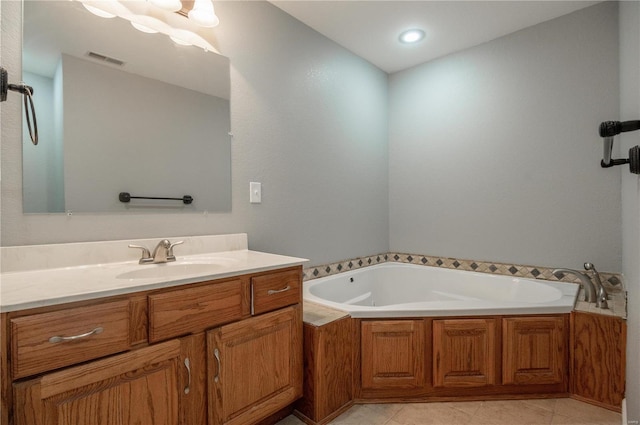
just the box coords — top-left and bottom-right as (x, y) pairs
(250, 182), (262, 204)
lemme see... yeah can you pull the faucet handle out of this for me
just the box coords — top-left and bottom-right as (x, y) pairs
(167, 240), (184, 261)
(128, 244), (152, 264)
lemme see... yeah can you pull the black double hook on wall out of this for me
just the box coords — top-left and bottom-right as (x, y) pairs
(599, 120), (640, 174)
(1, 66), (38, 145)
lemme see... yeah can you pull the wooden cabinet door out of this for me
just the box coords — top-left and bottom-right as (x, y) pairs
(503, 316), (566, 385)
(179, 333), (207, 425)
(208, 305), (302, 425)
(432, 318), (496, 388)
(571, 312), (625, 409)
(13, 340), (183, 425)
(361, 320), (426, 390)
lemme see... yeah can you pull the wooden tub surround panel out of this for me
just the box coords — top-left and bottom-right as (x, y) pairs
(296, 310), (624, 425)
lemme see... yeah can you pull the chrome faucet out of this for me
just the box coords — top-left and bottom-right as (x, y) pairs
(552, 268), (597, 304)
(151, 239), (183, 263)
(129, 239), (184, 264)
(583, 262), (608, 309)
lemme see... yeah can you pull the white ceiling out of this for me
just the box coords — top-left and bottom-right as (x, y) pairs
(270, 1), (603, 73)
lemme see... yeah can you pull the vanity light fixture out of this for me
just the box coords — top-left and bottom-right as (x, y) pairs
(399, 29), (425, 44)
(76, 0), (219, 52)
(149, 0), (183, 13)
(129, 15), (165, 34)
(188, 0), (219, 28)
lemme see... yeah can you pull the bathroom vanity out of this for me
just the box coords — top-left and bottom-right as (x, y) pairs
(0, 234), (307, 425)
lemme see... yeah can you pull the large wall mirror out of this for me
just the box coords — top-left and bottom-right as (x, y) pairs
(22, 0), (231, 213)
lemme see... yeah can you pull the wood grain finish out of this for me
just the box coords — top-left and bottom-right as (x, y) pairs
(148, 278), (244, 343)
(354, 315), (570, 403)
(433, 318), (496, 388)
(10, 300), (131, 379)
(13, 340), (181, 425)
(503, 316), (566, 386)
(361, 320), (426, 390)
(251, 268), (301, 315)
(571, 312), (626, 410)
(297, 317), (353, 424)
(1, 314), (10, 425)
(208, 304), (303, 425)
(179, 333), (207, 425)
(2, 266), (304, 425)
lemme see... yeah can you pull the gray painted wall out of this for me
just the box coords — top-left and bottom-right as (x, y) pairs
(61, 54), (231, 213)
(389, 2), (622, 272)
(620, 1), (639, 421)
(2, 0), (637, 418)
(0, 1), (390, 265)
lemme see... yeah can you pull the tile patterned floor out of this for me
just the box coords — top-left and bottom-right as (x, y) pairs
(277, 398), (622, 425)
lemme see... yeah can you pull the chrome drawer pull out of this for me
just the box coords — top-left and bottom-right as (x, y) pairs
(184, 358), (191, 394)
(213, 348), (221, 383)
(267, 285), (291, 295)
(48, 326), (104, 343)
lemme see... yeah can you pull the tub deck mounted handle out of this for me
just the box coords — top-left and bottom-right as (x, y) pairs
(267, 285), (291, 295)
(49, 327), (104, 343)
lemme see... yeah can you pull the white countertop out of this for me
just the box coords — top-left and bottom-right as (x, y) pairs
(0, 234), (308, 312)
(1, 250), (307, 312)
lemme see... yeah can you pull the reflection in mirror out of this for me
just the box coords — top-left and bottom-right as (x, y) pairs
(22, 0), (231, 214)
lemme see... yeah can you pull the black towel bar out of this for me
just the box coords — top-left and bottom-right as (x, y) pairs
(119, 192), (193, 204)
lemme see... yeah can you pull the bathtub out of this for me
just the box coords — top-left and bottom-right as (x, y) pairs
(303, 262), (579, 318)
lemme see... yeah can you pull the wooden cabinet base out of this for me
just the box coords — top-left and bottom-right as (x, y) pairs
(570, 312), (626, 412)
(296, 317), (353, 424)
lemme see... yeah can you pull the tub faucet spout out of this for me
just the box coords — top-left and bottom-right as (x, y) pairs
(583, 262), (608, 309)
(552, 268), (597, 304)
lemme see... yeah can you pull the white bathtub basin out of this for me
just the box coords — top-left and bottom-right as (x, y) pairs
(304, 262), (579, 318)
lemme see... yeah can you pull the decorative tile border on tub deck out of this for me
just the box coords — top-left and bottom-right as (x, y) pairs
(302, 252), (627, 319)
(303, 252), (622, 287)
(302, 253), (389, 280)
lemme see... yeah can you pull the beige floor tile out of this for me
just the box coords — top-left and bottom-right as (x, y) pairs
(551, 413), (621, 425)
(275, 415), (306, 425)
(445, 400), (485, 416)
(552, 398), (621, 424)
(328, 404), (397, 425)
(390, 403), (473, 425)
(521, 398), (560, 413)
(472, 400), (554, 425)
(275, 398), (621, 425)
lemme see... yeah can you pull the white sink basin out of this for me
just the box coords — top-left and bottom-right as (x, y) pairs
(116, 257), (240, 280)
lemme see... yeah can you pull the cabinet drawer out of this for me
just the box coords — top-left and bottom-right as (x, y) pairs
(11, 300), (131, 379)
(149, 278), (243, 343)
(251, 269), (301, 315)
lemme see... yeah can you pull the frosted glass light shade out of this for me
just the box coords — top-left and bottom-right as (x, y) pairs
(188, 0), (219, 28)
(149, 0), (183, 12)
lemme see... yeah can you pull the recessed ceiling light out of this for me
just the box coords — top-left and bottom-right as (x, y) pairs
(399, 29), (425, 44)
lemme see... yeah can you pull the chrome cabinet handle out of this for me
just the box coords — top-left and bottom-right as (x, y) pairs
(267, 285), (291, 295)
(213, 348), (221, 383)
(49, 326), (103, 343)
(184, 358), (191, 394)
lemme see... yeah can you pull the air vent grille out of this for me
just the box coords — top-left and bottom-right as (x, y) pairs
(86, 51), (125, 66)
